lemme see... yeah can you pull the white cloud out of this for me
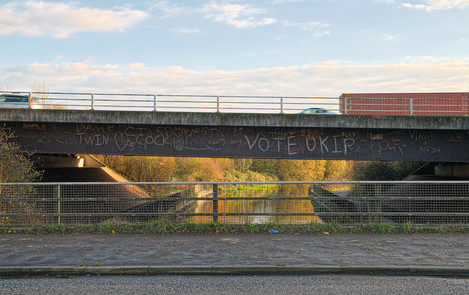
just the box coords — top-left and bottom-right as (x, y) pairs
(2, 58), (468, 96)
(379, 34), (400, 41)
(127, 63), (146, 71)
(273, 0), (306, 3)
(154, 1), (277, 29)
(153, 0), (189, 18)
(283, 20), (331, 37)
(170, 28), (200, 34)
(50, 55), (65, 62)
(402, 0), (469, 11)
(198, 2), (277, 28)
(0, 1), (149, 38)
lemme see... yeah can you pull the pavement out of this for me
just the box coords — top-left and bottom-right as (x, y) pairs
(1, 233), (469, 277)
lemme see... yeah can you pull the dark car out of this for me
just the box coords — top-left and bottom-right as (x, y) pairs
(300, 107), (336, 115)
(0, 94), (38, 109)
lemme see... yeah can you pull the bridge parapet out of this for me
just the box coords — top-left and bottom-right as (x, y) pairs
(1, 108), (469, 130)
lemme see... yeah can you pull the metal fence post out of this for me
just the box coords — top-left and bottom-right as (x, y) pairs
(344, 97), (348, 114)
(28, 92), (32, 109)
(153, 94), (157, 112)
(213, 184), (219, 223)
(57, 184), (61, 225)
(216, 96), (220, 113)
(374, 183), (382, 223)
(280, 97), (284, 114)
(91, 93), (95, 110)
(410, 98), (413, 115)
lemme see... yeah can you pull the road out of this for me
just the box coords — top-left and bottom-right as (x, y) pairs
(2, 275), (469, 295)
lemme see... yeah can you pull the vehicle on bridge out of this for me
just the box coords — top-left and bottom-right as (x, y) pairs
(299, 107), (336, 115)
(0, 94), (39, 109)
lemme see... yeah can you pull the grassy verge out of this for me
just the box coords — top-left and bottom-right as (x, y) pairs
(1, 220), (469, 235)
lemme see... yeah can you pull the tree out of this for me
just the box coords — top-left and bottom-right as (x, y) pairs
(0, 129), (41, 183)
(100, 155), (175, 182)
(324, 160), (353, 180)
(174, 157), (234, 181)
(0, 129), (42, 225)
(276, 159), (326, 181)
(233, 158), (252, 173)
(352, 161), (425, 181)
(250, 159), (278, 176)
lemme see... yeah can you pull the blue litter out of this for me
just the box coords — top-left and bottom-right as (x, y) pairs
(269, 230), (279, 234)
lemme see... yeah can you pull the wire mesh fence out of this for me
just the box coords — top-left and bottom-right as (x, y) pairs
(1, 181), (469, 227)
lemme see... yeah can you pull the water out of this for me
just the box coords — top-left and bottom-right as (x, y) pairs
(186, 186), (320, 224)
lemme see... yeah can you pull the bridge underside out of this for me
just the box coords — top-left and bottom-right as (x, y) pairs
(3, 121), (466, 162)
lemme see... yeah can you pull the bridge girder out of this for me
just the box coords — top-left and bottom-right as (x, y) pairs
(2, 121), (467, 162)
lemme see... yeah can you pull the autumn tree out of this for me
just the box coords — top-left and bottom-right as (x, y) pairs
(233, 158), (252, 173)
(0, 130), (42, 225)
(276, 159), (327, 181)
(352, 161), (425, 181)
(250, 159), (278, 177)
(101, 155), (175, 182)
(324, 160), (353, 180)
(174, 157), (234, 181)
(0, 130), (41, 183)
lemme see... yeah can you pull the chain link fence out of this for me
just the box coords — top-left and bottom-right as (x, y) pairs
(1, 181), (469, 227)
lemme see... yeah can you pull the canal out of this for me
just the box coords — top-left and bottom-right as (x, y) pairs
(184, 185), (320, 224)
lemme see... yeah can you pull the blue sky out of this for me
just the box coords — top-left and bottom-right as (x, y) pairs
(1, 0), (469, 96)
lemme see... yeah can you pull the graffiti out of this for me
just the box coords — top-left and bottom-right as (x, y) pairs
(419, 141), (442, 154)
(4, 121), (468, 161)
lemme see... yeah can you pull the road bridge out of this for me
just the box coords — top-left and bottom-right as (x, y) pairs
(1, 108), (469, 162)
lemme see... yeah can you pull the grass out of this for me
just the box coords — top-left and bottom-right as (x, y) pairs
(2, 220), (469, 235)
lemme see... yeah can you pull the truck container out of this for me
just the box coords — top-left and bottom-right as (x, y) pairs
(339, 92), (469, 116)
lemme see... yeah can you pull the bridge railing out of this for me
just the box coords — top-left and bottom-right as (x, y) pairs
(1, 181), (469, 227)
(2, 91), (468, 116)
(0, 91), (341, 114)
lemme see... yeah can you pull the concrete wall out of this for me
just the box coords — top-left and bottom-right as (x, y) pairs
(1, 109), (469, 130)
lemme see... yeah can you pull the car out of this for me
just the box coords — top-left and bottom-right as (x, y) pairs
(0, 94), (38, 109)
(299, 107), (336, 115)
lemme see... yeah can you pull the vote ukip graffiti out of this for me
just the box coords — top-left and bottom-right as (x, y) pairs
(74, 124), (407, 158)
(12, 121), (463, 161)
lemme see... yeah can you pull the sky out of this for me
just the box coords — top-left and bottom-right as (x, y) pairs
(1, 0), (469, 97)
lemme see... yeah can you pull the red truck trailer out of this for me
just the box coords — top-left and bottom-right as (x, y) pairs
(339, 92), (469, 116)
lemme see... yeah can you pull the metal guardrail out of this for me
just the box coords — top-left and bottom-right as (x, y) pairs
(1, 181), (469, 226)
(0, 91), (339, 114)
(2, 91), (468, 115)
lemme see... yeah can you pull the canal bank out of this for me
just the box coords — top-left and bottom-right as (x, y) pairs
(1, 233), (469, 277)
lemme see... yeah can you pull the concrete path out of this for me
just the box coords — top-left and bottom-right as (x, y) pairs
(1, 233), (469, 277)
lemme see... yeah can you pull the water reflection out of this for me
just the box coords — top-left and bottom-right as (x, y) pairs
(186, 185), (320, 224)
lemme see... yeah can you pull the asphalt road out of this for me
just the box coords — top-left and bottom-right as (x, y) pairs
(2, 275), (469, 295)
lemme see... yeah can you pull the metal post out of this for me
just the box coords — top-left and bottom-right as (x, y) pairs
(153, 94), (157, 112)
(374, 183), (382, 223)
(410, 98), (413, 115)
(216, 96), (220, 113)
(91, 93), (95, 110)
(344, 97), (348, 115)
(28, 92), (32, 109)
(212, 184), (219, 223)
(280, 97), (284, 114)
(57, 184), (61, 225)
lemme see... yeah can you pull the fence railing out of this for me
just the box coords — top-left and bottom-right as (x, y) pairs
(1, 181), (469, 226)
(2, 91), (469, 116)
(340, 95), (469, 116)
(1, 91), (339, 114)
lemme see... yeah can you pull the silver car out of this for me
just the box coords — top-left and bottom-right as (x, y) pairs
(300, 107), (336, 115)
